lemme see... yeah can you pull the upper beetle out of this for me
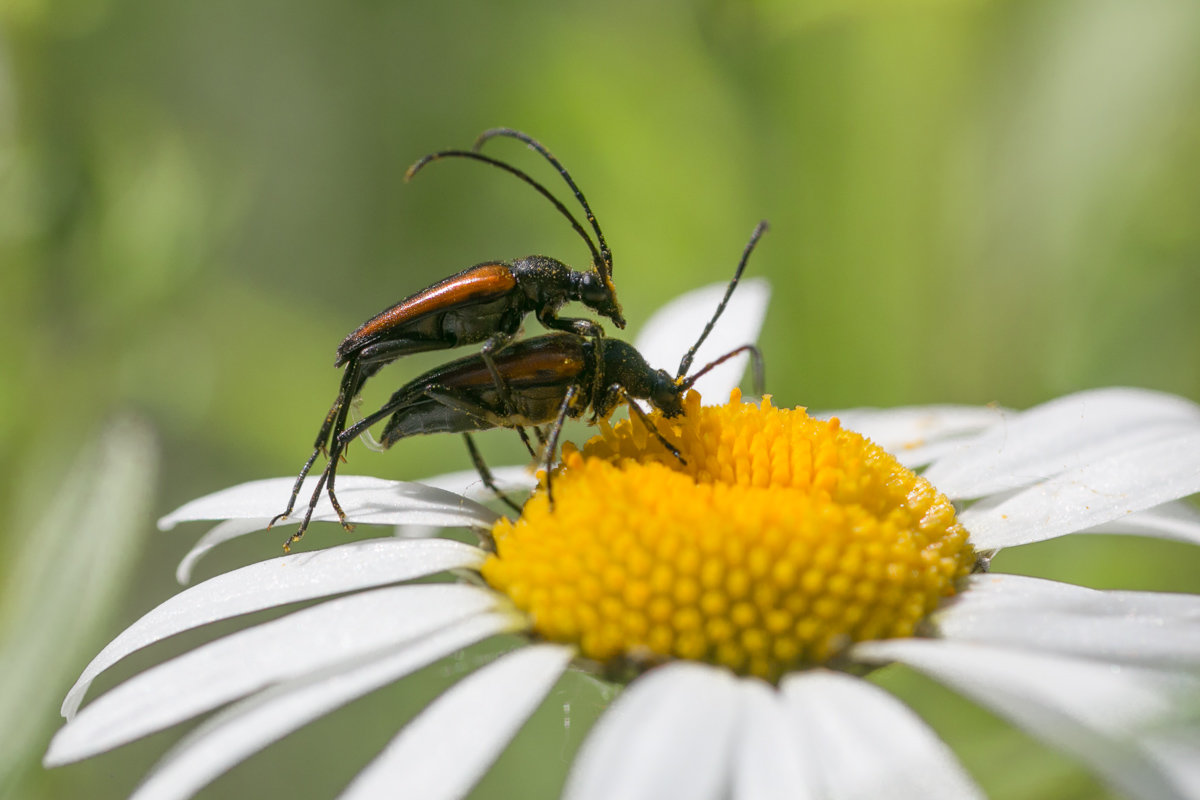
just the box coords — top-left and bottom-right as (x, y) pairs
(272, 129), (624, 530)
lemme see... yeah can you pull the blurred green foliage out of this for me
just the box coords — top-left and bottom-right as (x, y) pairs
(2, 0), (1199, 797)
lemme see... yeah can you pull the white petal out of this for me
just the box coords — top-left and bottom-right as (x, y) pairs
(932, 575), (1200, 669)
(1097, 589), (1200, 619)
(961, 429), (1200, 549)
(924, 388), (1200, 500)
(821, 405), (1005, 468)
(174, 518), (268, 584)
(158, 475), (498, 531)
(61, 538), (486, 719)
(952, 573), (1200, 620)
(934, 608), (1200, 670)
(889, 437), (987, 470)
(130, 613), (513, 800)
(731, 680), (819, 800)
(854, 638), (1200, 800)
(47, 583), (500, 765)
(947, 572), (1165, 613)
(564, 663), (740, 800)
(414, 465), (539, 500)
(635, 277), (770, 403)
(781, 670), (983, 800)
(1143, 726), (1200, 797)
(396, 465), (536, 541)
(339, 643), (573, 800)
(1085, 500), (1200, 546)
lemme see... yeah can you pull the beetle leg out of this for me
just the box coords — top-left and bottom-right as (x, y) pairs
(462, 433), (521, 519)
(513, 427), (536, 458)
(272, 359), (366, 533)
(274, 348), (398, 535)
(335, 383), (509, 453)
(284, 396), (364, 553)
(478, 333), (537, 458)
(410, 387), (511, 431)
(322, 434), (355, 533)
(355, 337), (448, 365)
(308, 343), (457, 543)
(539, 309), (604, 340)
(280, 361), (376, 550)
(283, 403), (360, 553)
(317, 360), (371, 524)
(283, 458), (334, 552)
(617, 384), (686, 465)
(283, 404), (360, 553)
(540, 383), (580, 509)
(543, 316), (608, 433)
(269, 426), (328, 529)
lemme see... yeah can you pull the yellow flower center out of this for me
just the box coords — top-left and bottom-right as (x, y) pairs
(481, 390), (975, 682)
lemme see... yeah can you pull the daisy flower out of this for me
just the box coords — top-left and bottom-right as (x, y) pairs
(45, 281), (1200, 800)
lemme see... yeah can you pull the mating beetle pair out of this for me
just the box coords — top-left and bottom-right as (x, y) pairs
(273, 129), (767, 551)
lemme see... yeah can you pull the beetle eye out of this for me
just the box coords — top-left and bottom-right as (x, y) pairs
(578, 272), (607, 303)
(653, 376), (683, 417)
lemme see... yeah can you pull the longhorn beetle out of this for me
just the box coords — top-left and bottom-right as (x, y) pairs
(282, 221), (768, 551)
(272, 129), (624, 535)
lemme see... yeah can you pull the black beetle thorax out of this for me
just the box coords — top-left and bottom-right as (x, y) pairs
(512, 256), (573, 306)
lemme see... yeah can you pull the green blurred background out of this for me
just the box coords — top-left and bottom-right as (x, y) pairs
(2, 0), (1199, 798)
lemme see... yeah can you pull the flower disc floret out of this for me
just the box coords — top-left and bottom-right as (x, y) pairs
(482, 390), (975, 681)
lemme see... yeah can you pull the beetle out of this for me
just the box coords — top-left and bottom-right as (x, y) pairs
(281, 221), (768, 551)
(271, 130), (625, 532)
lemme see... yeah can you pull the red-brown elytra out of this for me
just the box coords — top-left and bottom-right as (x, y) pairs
(280, 221), (769, 552)
(271, 130), (626, 547)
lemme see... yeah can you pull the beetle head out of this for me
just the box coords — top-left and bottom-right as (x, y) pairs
(577, 270), (626, 329)
(647, 371), (685, 418)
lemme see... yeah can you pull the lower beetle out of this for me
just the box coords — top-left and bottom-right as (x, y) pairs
(281, 222), (768, 551)
(272, 130), (624, 532)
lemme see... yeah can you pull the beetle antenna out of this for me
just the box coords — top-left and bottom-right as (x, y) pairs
(473, 128), (614, 284)
(676, 221), (768, 380)
(680, 344), (764, 395)
(406, 150), (603, 271)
